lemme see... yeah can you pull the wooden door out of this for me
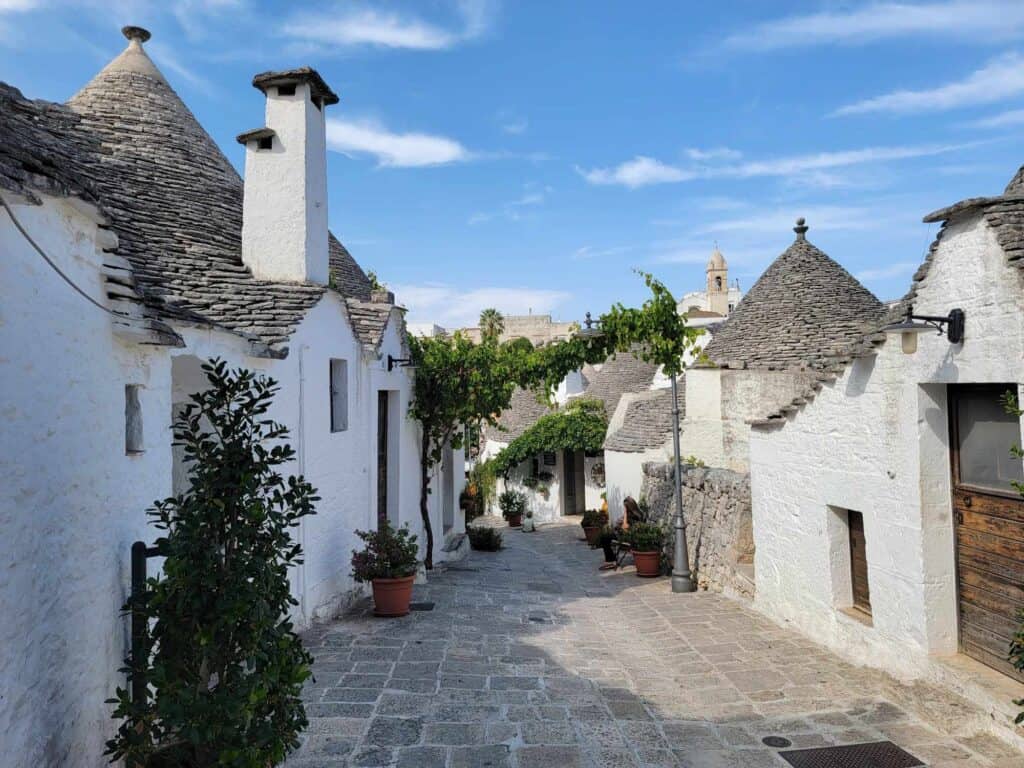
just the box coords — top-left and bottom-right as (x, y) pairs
(950, 385), (1024, 682)
(562, 449), (577, 516)
(377, 391), (389, 532)
(848, 511), (871, 614)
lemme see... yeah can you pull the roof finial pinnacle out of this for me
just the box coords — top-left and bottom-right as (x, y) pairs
(794, 216), (808, 241)
(122, 25), (151, 44)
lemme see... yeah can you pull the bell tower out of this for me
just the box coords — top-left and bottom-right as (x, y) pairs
(706, 244), (729, 316)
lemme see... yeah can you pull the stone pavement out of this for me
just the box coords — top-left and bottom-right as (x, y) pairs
(286, 519), (1023, 767)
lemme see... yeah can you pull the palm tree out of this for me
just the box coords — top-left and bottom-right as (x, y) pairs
(479, 308), (505, 342)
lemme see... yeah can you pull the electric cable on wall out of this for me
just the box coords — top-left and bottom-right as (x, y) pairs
(1, 194), (128, 317)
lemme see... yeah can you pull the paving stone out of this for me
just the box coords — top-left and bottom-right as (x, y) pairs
(423, 722), (486, 745)
(395, 746), (446, 768)
(516, 745), (586, 768)
(450, 744), (512, 768)
(364, 717), (422, 747)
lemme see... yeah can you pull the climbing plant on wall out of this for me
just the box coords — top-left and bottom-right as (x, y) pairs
(491, 399), (608, 476)
(1002, 390), (1024, 723)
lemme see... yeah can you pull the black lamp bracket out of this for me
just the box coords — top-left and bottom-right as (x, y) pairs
(903, 305), (965, 344)
(387, 354), (413, 372)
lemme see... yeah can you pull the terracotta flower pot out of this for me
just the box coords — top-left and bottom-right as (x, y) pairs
(372, 575), (415, 617)
(507, 513), (522, 528)
(633, 550), (661, 578)
(583, 526), (602, 546)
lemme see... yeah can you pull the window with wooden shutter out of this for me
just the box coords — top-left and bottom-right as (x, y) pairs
(848, 510), (871, 615)
(330, 359), (348, 432)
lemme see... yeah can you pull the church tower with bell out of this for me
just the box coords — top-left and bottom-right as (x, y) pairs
(706, 245), (730, 316)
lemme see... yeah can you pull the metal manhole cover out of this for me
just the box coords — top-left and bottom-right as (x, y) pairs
(409, 602), (435, 611)
(762, 736), (792, 748)
(779, 741), (924, 768)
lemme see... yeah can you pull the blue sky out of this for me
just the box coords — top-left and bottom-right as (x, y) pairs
(4, 1), (1024, 327)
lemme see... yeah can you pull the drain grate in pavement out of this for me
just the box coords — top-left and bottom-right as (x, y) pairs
(763, 736), (792, 748)
(409, 602), (435, 611)
(779, 741), (924, 768)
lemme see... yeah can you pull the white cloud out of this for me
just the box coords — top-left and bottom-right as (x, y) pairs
(857, 262), (920, 281)
(326, 118), (470, 168)
(685, 147), (742, 162)
(572, 244), (635, 261)
(0, 0), (39, 11)
(722, 1), (1024, 52)
(469, 188), (548, 224)
(833, 52), (1024, 116)
(577, 156), (695, 188)
(500, 115), (528, 134)
(283, 0), (496, 51)
(148, 41), (218, 95)
(579, 143), (966, 188)
(968, 107), (1024, 128)
(394, 282), (570, 327)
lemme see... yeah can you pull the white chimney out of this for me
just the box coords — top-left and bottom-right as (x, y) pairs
(554, 368), (586, 405)
(238, 68), (337, 284)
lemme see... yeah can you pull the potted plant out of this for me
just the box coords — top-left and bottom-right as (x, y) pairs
(628, 522), (665, 577)
(499, 489), (527, 527)
(581, 508), (608, 546)
(351, 521), (420, 617)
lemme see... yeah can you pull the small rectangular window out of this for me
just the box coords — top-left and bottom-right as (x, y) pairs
(848, 510), (871, 615)
(543, 451), (557, 466)
(125, 385), (144, 454)
(330, 359), (348, 432)
(277, 84), (296, 96)
(257, 135), (273, 150)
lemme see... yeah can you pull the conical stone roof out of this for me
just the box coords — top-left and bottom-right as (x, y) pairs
(63, 27), (373, 351)
(703, 219), (885, 370)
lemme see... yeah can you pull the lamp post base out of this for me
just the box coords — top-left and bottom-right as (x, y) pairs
(671, 573), (696, 593)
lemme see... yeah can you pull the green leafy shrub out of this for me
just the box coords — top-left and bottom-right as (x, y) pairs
(581, 509), (608, 528)
(468, 526), (504, 551)
(465, 460), (497, 518)
(105, 360), (318, 768)
(351, 521), (419, 582)
(628, 522), (666, 553)
(499, 489), (527, 521)
(492, 399), (608, 476)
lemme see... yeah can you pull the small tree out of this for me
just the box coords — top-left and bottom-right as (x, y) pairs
(479, 307), (505, 341)
(106, 359), (318, 768)
(407, 333), (521, 568)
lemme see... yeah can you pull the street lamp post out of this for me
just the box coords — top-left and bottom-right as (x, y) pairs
(669, 372), (694, 592)
(578, 311), (695, 592)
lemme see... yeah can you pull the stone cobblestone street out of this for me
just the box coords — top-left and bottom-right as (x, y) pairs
(287, 520), (1023, 768)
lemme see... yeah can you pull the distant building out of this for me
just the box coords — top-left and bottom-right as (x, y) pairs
(461, 313), (576, 345)
(677, 245), (743, 320)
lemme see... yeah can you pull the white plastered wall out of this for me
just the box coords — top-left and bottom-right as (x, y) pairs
(750, 211), (1024, 682)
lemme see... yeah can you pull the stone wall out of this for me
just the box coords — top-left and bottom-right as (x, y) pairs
(639, 462), (754, 598)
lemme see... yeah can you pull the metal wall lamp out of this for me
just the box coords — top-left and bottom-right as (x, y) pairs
(882, 304), (965, 354)
(387, 354), (414, 371)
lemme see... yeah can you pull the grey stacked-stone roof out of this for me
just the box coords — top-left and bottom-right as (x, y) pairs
(603, 383), (684, 453)
(582, 351), (660, 418)
(1, 29), (389, 356)
(492, 388), (554, 442)
(703, 221), (887, 371)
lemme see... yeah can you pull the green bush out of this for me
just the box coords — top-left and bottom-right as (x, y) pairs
(581, 509), (608, 528)
(628, 522), (666, 553)
(351, 521), (420, 582)
(498, 489), (527, 520)
(105, 360), (317, 768)
(468, 526), (504, 551)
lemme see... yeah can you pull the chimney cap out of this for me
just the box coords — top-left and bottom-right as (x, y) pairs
(236, 127), (276, 145)
(793, 217), (809, 241)
(252, 67), (339, 106)
(121, 25), (151, 43)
